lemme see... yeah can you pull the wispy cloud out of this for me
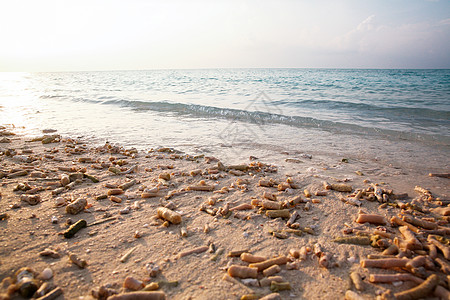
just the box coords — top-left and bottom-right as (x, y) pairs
(356, 15), (376, 31)
(331, 15), (378, 53)
(439, 18), (450, 25)
(331, 14), (449, 54)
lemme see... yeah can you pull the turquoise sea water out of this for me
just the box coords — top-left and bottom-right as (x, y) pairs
(0, 69), (449, 170)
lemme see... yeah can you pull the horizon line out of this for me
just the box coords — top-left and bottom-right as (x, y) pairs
(2, 67), (450, 73)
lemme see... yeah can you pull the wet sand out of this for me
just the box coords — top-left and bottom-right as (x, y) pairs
(0, 125), (449, 300)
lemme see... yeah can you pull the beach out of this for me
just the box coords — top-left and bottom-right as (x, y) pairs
(1, 0), (450, 297)
(1, 125), (449, 300)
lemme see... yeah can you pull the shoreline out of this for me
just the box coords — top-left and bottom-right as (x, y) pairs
(1, 126), (449, 299)
(4, 121), (450, 180)
(1, 68), (449, 176)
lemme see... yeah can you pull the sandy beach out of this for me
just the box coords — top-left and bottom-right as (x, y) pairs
(1, 125), (449, 300)
(1, 0), (449, 298)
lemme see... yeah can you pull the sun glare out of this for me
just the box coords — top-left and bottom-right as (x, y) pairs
(0, 72), (37, 130)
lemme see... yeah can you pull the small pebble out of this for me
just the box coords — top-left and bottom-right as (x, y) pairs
(132, 201), (141, 210)
(347, 256), (357, 263)
(55, 197), (66, 206)
(392, 281), (403, 287)
(307, 167), (317, 173)
(241, 278), (258, 286)
(120, 207), (130, 214)
(41, 267), (53, 280)
(285, 188), (295, 194)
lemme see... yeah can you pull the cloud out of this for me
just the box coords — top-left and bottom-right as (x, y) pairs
(439, 18), (450, 25)
(356, 15), (376, 32)
(331, 15), (377, 53)
(326, 14), (450, 67)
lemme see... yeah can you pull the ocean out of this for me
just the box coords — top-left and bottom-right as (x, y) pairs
(1, 69), (449, 171)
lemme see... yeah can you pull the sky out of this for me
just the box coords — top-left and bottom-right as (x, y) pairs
(0, 0), (449, 72)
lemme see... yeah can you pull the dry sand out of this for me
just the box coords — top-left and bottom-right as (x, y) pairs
(0, 125), (449, 300)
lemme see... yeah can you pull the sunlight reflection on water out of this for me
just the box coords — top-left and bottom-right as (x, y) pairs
(0, 72), (38, 132)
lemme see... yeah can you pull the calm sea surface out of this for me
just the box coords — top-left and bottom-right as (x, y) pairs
(1, 69), (449, 170)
